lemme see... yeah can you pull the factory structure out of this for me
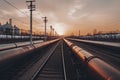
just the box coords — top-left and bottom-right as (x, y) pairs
(0, 19), (20, 35)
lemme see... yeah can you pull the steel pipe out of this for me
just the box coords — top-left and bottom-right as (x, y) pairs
(0, 39), (59, 68)
(0, 40), (43, 51)
(64, 38), (120, 80)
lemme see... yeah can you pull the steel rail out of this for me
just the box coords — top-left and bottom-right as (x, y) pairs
(31, 41), (61, 80)
(61, 41), (67, 80)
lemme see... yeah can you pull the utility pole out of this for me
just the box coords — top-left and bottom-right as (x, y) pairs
(42, 16), (48, 41)
(12, 26), (15, 39)
(50, 25), (52, 36)
(55, 31), (57, 36)
(79, 30), (80, 36)
(26, 0), (35, 45)
(52, 28), (54, 37)
(50, 25), (52, 39)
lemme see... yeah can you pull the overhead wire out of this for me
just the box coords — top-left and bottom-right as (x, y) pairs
(3, 0), (40, 24)
(1, 0), (52, 33)
(3, 0), (28, 17)
(0, 4), (29, 28)
(1, 0), (43, 33)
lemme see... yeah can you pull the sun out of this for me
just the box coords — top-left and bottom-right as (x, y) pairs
(54, 23), (65, 35)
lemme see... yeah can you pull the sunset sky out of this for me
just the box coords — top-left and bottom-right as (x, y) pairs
(0, 0), (120, 35)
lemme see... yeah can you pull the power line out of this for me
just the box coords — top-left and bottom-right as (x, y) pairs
(2, 0), (43, 33)
(35, 0), (46, 22)
(0, 13), (29, 27)
(33, 11), (43, 22)
(0, 14), (29, 28)
(3, 0), (28, 17)
(0, 4), (29, 26)
(3, 0), (40, 24)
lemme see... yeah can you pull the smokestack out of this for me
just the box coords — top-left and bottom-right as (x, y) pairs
(9, 18), (12, 25)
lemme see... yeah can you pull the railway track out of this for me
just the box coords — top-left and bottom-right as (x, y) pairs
(32, 41), (65, 80)
(70, 40), (120, 71)
(0, 40), (81, 80)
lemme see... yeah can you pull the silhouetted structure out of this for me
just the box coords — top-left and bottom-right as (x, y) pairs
(0, 19), (20, 35)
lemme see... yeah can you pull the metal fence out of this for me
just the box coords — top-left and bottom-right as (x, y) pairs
(0, 29), (44, 44)
(78, 34), (120, 42)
